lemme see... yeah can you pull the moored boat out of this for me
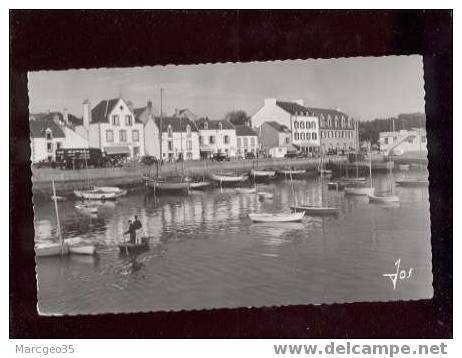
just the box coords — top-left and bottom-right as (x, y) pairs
(257, 191), (274, 199)
(235, 187), (257, 194)
(344, 186), (375, 196)
(368, 194), (400, 203)
(210, 172), (248, 183)
(118, 237), (150, 255)
(395, 178), (428, 187)
(155, 181), (191, 191)
(69, 245), (97, 255)
(51, 195), (66, 202)
(277, 169), (306, 176)
(35, 242), (69, 257)
(248, 212), (305, 223)
(74, 189), (121, 200)
(327, 181), (345, 190)
(189, 181), (212, 189)
(290, 205), (339, 216)
(250, 169), (276, 178)
(398, 164), (410, 171)
(75, 203), (98, 213)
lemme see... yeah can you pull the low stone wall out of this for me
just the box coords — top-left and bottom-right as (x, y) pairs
(32, 156), (346, 194)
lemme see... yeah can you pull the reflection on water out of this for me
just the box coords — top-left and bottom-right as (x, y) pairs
(35, 172), (432, 315)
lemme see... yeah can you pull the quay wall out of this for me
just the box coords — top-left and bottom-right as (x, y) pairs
(32, 157), (347, 194)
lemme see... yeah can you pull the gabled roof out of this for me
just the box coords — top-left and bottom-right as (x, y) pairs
(235, 125), (258, 136)
(265, 121), (290, 133)
(195, 118), (235, 130)
(29, 119), (65, 138)
(275, 100), (348, 120)
(91, 98), (140, 124)
(67, 114), (83, 126)
(155, 116), (199, 133)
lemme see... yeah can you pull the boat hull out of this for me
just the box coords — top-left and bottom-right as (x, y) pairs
(189, 181), (212, 189)
(290, 205), (339, 216)
(395, 179), (428, 187)
(35, 243), (69, 257)
(155, 182), (191, 191)
(210, 173), (248, 183)
(248, 212), (305, 223)
(69, 245), (97, 255)
(257, 191), (274, 199)
(235, 187), (257, 194)
(75, 204), (98, 213)
(250, 169), (276, 178)
(344, 187), (375, 196)
(118, 237), (150, 255)
(74, 190), (121, 200)
(368, 194), (400, 203)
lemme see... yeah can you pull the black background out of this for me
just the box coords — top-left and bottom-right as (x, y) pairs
(10, 10), (452, 338)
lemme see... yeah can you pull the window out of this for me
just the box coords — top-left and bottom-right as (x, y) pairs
(112, 115), (120, 126)
(187, 140), (192, 150)
(294, 121), (299, 129)
(199, 136), (203, 145)
(187, 152), (192, 160)
(294, 133), (300, 140)
(167, 125), (173, 138)
(312, 133), (317, 140)
(47, 142), (53, 153)
(285, 137), (290, 144)
(119, 130), (127, 142)
(209, 136), (215, 144)
(132, 130), (139, 142)
(168, 141), (173, 151)
(250, 137), (256, 147)
(56, 142), (62, 149)
(384, 138), (389, 145)
(106, 130), (114, 142)
(306, 132), (311, 140)
(243, 138), (249, 147)
(313, 122), (316, 129)
(301, 133), (305, 140)
(133, 146), (140, 157)
(224, 135), (230, 144)
(45, 129), (52, 140)
(300, 121), (305, 129)
(186, 125), (191, 137)
(125, 115), (133, 126)
(237, 138), (242, 147)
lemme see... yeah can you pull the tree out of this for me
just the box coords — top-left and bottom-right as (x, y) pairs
(225, 110), (251, 126)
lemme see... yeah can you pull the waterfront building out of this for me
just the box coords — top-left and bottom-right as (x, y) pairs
(195, 117), (237, 158)
(77, 97), (145, 159)
(251, 98), (321, 153)
(235, 125), (259, 158)
(143, 115), (200, 161)
(258, 121), (294, 157)
(29, 111), (89, 162)
(378, 128), (427, 156)
(315, 108), (356, 154)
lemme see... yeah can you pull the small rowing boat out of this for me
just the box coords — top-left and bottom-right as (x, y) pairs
(118, 237), (150, 255)
(344, 186), (375, 196)
(75, 203), (98, 213)
(290, 205), (339, 216)
(189, 181), (212, 190)
(277, 169), (306, 176)
(235, 187), (257, 194)
(395, 178), (428, 187)
(210, 173), (248, 183)
(155, 181), (191, 191)
(74, 189), (121, 200)
(250, 169), (276, 178)
(35, 242), (69, 257)
(398, 164), (410, 171)
(368, 194), (400, 203)
(51, 195), (66, 202)
(248, 211), (305, 223)
(69, 245), (97, 255)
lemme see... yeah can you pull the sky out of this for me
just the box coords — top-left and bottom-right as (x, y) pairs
(28, 55), (425, 122)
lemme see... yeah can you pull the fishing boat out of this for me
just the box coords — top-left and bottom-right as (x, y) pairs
(277, 169), (306, 176)
(118, 236), (150, 255)
(250, 169), (276, 179)
(155, 180), (191, 191)
(75, 203), (98, 213)
(235, 187), (257, 194)
(290, 205), (339, 216)
(395, 178), (428, 187)
(248, 212), (305, 223)
(189, 181), (212, 189)
(257, 191), (274, 199)
(210, 172), (248, 183)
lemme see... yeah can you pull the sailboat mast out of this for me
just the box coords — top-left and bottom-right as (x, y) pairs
(369, 147), (373, 189)
(159, 88), (163, 161)
(52, 180), (64, 252)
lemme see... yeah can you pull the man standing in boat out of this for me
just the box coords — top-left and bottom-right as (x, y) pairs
(124, 220), (136, 244)
(133, 215), (142, 243)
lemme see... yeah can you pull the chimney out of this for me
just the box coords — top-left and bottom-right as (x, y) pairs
(174, 108), (179, 117)
(63, 108), (69, 125)
(83, 99), (91, 130)
(264, 98), (277, 106)
(294, 99), (304, 106)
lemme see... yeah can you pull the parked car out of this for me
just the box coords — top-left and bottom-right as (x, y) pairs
(245, 152), (256, 159)
(284, 152), (298, 158)
(141, 155), (158, 166)
(211, 152), (230, 162)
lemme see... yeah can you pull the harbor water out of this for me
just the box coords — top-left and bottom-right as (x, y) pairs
(34, 172), (432, 315)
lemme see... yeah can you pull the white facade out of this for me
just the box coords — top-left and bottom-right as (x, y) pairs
(268, 146), (288, 158)
(162, 129), (200, 161)
(143, 115), (160, 157)
(198, 126), (237, 157)
(378, 129), (427, 155)
(236, 135), (259, 158)
(251, 98), (320, 151)
(88, 98), (145, 158)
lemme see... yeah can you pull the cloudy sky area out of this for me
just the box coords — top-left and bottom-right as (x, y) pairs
(28, 56), (425, 121)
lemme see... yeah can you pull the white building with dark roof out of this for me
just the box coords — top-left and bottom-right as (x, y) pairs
(235, 125), (259, 158)
(78, 97), (145, 159)
(195, 118), (237, 158)
(252, 98), (320, 153)
(258, 121), (295, 158)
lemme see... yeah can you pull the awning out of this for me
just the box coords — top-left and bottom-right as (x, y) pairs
(199, 146), (214, 152)
(104, 146), (131, 155)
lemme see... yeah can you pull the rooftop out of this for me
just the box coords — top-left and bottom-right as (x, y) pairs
(265, 121), (291, 133)
(29, 118), (65, 138)
(195, 118), (235, 130)
(235, 125), (258, 136)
